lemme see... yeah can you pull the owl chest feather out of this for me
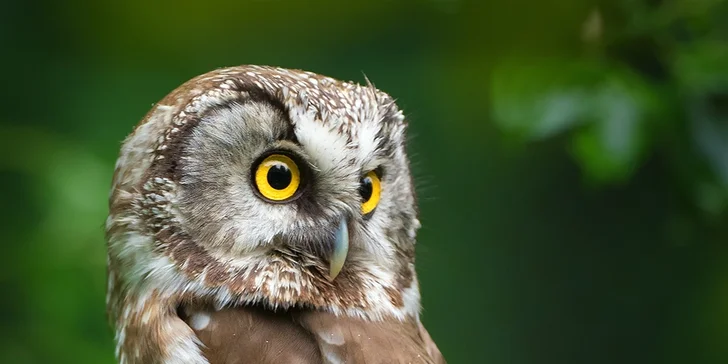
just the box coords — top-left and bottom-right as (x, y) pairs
(181, 305), (445, 364)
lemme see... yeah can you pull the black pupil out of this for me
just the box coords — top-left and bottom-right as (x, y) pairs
(267, 164), (292, 190)
(359, 176), (373, 202)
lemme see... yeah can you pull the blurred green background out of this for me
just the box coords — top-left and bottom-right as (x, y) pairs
(3, 0), (728, 363)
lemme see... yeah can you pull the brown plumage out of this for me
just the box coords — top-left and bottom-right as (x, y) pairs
(183, 306), (444, 364)
(105, 65), (445, 363)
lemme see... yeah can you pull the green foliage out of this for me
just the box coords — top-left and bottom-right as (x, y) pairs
(490, 0), (728, 216)
(492, 59), (661, 182)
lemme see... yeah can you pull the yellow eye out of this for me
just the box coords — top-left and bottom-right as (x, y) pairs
(254, 154), (301, 201)
(360, 170), (381, 214)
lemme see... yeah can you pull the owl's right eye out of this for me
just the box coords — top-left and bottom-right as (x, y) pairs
(253, 153), (301, 202)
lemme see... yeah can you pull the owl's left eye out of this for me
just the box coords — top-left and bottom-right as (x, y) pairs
(253, 154), (301, 202)
(360, 170), (382, 215)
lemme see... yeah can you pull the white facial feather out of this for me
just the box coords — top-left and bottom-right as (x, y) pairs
(293, 114), (353, 173)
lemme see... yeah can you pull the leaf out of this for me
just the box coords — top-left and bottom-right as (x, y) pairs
(490, 58), (604, 140)
(570, 71), (660, 183)
(491, 58), (663, 183)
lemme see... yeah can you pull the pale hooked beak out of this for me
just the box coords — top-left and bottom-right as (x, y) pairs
(328, 217), (349, 281)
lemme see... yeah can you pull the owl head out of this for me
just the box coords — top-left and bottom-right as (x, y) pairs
(106, 66), (426, 362)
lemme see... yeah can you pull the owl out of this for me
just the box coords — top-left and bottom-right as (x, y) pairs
(105, 65), (445, 364)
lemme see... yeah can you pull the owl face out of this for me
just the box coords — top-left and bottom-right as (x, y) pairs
(106, 66), (433, 364)
(107, 66), (423, 325)
(175, 91), (417, 279)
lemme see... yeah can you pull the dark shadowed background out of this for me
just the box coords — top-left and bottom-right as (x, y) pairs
(3, 0), (728, 363)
